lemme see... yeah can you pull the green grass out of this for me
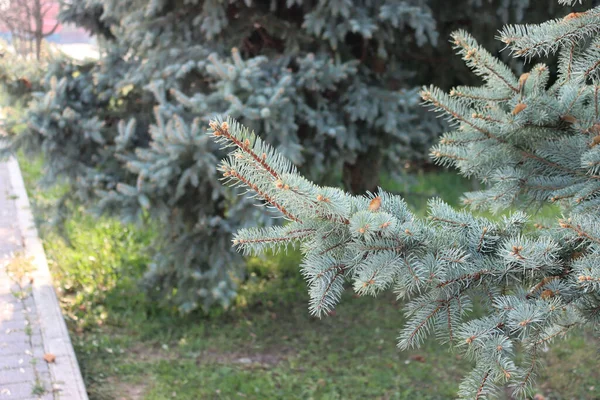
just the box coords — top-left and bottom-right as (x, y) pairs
(18, 155), (600, 400)
(76, 291), (473, 400)
(381, 169), (562, 222)
(381, 169), (476, 210)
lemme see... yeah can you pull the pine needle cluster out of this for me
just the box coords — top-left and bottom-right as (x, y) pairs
(210, 2), (600, 396)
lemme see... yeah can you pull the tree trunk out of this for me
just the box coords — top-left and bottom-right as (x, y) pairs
(35, 35), (41, 60)
(342, 146), (381, 194)
(34, 1), (43, 61)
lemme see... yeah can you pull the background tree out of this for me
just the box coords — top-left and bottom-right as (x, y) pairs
(0, 0), (59, 59)
(4, 0), (594, 313)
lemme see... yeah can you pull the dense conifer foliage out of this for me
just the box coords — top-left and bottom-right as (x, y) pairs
(2, 0), (592, 313)
(211, 1), (600, 397)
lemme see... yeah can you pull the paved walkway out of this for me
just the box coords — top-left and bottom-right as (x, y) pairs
(0, 158), (87, 400)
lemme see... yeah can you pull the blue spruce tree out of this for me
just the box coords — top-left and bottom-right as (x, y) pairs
(3, 0), (591, 313)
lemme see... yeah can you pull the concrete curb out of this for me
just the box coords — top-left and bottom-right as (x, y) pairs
(6, 156), (88, 400)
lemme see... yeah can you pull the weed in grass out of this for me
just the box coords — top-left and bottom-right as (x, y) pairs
(31, 379), (46, 396)
(11, 287), (32, 300)
(6, 253), (35, 283)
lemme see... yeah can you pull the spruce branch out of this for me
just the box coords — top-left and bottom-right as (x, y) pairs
(206, 3), (600, 394)
(451, 30), (519, 93)
(499, 7), (600, 59)
(209, 113), (595, 398)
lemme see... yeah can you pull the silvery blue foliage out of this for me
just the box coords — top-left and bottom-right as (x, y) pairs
(6, 0), (586, 312)
(10, 0), (449, 312)
(210, 2), (600, 397)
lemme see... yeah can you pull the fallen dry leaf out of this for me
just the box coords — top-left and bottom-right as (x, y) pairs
(43, 353), (56, 363)
(409, 354), (426, 363)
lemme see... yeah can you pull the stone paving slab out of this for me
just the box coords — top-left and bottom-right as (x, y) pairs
(0, 158), (87, 400)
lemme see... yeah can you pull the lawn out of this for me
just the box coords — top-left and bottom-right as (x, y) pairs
(18, 155), (600, 400)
